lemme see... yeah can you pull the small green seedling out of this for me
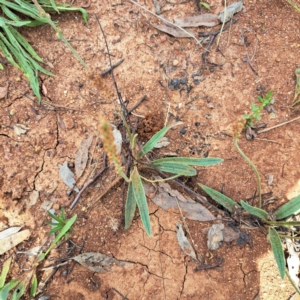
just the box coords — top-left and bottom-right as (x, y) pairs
(0, 211), (77, 299)
(0, 0), (88, 101)
(200, 2), (210, 10)
(243, 90), (273, 127)
(99, 117), (223, 236)
(46, 208), (74, 238)
(199, 183), (300, 293)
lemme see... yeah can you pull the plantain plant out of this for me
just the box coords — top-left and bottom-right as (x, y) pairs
(0, 0), (88, 101)
(198, 93), (300, 293)
(98, 117), (223, 236)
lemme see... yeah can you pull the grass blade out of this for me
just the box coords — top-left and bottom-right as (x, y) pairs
(240, 200), (269, 220)
(0, 257), (12, 289)
(30, 275), (37, 298)
(131, 167), (151, 236)
(199, 183), (240, 212)
(138, 122), (183, 157)
(152, 157), (223, 166)
(274, 195), (300, 220)
(9, 25), (43, 62)
(11, 281), (25, 300)
(0, 37), (19, 68)
(124, 181), (136, 230)
(0, 279), (19, 299)
(44, 214), (77, 256)
(152, 161), (197, 176)
(269, 227), (285, 279)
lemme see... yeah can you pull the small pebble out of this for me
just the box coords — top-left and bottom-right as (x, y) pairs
(180, 126), (188, 134)
(173, 59), (179, 66)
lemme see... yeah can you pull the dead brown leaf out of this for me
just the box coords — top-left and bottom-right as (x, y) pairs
(151, 24), (195, 38)
(174, 14), (219, 28)
(75, 134), (93, 178)
(144, 182), (215, 221)
(0, 82), (9, 99)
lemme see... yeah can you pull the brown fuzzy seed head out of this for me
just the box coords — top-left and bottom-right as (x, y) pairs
(98, 118), (123, 174)
(232, 116), (246, 138)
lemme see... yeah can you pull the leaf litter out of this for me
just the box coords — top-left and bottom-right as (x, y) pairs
(72, 252), (132, 273)
(176, 223), (197, 260)
(75, 134), (93, 178)
(59, 161), (79, 192)
(174, 14), (219, 28)
(144, 179), (215, 221)
(0, 229), (31, 255)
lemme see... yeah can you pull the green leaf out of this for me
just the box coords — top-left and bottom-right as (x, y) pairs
(269, 227), (285, 279)
(274, 195), (300, 220)
(9, 25), (43, 62)
(151, 157), (223, 167)
(240, 200), (269, 220)
(199, 184), (239, 212)
(124, 181), (136, 230)
(0, 257), (12, 289)
(44, 214), (77, 256)
(0, 279), (19, 299)
(30, 275), (37, 298)
(200, 2), (210, 10)
(139, 122), (183, 157)
(131, 167), (151, 236)
(11, 281), (25, 300)
(153, 161), (197, 176)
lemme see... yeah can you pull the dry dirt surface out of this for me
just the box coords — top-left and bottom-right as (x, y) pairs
(1, 0), (300, 299)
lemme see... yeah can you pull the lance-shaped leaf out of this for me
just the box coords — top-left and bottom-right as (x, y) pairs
(124, 181), (136, 230)
(274, 195), (300, 220)
(199, 184), (240, 212)
(0, 279), (19, 299)
(131, 167), (151, 236)
(138, 122), (183, 157)
(153, 161), (197, 176)
(30, 275), (37, 298)
(0, 257), (12, 288)
(269, 227), (285, 279)
(11, 281), (25, 300)
(152, 157), (223, 166)
(240, 200), (269, 220)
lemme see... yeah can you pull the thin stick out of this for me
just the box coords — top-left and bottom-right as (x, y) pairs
(101, 59), (125, 76)
(128, 0), (202, 44)
(95, 15), (128, 116)
(70, 154), (107, 209)
(257, 115), (300, 134)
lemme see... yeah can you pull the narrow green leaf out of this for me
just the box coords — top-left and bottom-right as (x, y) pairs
(30, 275), (37, 298)
(152, 157), (223, 167)
(0, 63), (3, 70)
(1, 5), (22, 22)
(45, 214), (77, 256)
(47, 211), (64, 224)
(269, 227), (285, 279)
(11, 281), (25, 300)
(9, 26), (43, 62)
(49, 0), (59, 13)
(265, 221), (300, 226)
(139, 122), (183, 157)
(131, 167), (151, 236)
(199, 183), (240, 212)
(274, 195), (300, 220)
(124, 181), (136, 230)
(0, 37), (19, 68)
(240, 200), (269, 220)
(153, 161), (197, 176)
(0, 279), (19, 299)
(0, 257), (12, 289)
(200, 2), (210, 10)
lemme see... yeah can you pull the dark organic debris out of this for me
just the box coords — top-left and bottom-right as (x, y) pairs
(168, 78), (188, 91)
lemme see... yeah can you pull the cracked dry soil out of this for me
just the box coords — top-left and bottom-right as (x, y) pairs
(1, 0), (300, 299)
